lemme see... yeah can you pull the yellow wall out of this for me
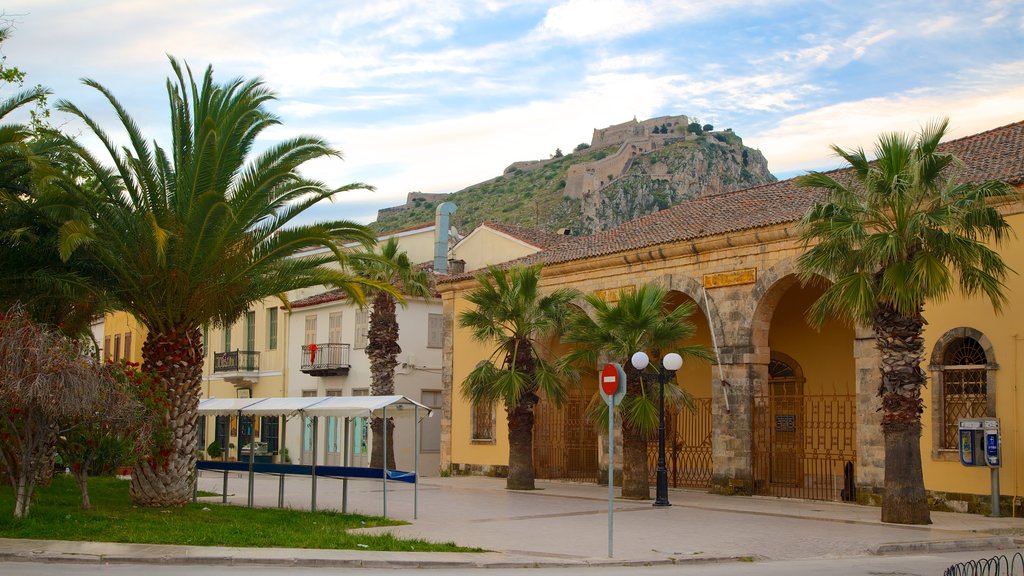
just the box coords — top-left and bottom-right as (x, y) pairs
(450, 226), (542, 272)
(769, 283), (856, 395)
(100, 312), (145, 363)
(450, 296), (511, 466)
(920, 210), (1024, 497)
(668, 292), (713, 399)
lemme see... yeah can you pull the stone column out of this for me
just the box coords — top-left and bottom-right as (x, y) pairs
(854, 323), (884, 496)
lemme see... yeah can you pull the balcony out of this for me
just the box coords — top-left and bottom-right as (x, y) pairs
(300, 343), (351, 377)
(213, 350), (260, 374)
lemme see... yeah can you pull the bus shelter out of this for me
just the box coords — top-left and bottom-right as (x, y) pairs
(196, 395), (432, 518)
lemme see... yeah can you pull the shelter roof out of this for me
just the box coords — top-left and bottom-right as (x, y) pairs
(198, 395), (431, 418)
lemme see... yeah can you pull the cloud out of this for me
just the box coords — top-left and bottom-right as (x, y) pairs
(747, 82), (1024, 175)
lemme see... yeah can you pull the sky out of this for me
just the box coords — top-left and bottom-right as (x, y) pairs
(3, 1), (1023, 226)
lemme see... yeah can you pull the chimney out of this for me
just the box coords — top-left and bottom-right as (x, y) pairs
(433, 202), (457, 274)
(447, 259), (466, 274)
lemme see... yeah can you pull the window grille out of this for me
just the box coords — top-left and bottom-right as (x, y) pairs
(941, 337), (988, 449)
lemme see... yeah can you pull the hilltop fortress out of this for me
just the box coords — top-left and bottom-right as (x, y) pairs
(562, 114), (690, 200)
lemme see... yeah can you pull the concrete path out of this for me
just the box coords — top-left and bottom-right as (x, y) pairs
(2, 472), (1023, 568)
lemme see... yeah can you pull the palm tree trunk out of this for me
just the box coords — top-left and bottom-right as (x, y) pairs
(131, 326), (203, 506)
(368, 292), (401, 469)
(506, 393), (538, 490)
(874, 304), (931, 525)
(621, 420), (651, 499)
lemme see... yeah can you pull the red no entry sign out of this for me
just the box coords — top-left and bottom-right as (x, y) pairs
(600, 363), (626, 406)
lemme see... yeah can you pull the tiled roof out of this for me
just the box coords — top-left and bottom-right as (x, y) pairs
(291, 289), (348, 309)
(482, 221), (573, 249)
(440, 119), (1024, 283)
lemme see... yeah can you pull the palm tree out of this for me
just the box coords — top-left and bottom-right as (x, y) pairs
(56, 58), (392, 506)
(350, 237), (433, 468)
(562, 284), (710, 499)
(0, 86), (108, 339)
(459, 264), (579, 489)
(795, 118), (1017, 524)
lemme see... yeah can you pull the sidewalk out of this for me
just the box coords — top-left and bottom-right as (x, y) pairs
(2, 473), (1023, 568)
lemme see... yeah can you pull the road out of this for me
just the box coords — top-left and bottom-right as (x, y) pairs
(3, 549), (1020, 576)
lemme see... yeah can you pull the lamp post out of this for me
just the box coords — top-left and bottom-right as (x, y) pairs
(630, 350), (683, 507)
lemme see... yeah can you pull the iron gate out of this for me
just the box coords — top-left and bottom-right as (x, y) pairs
(752, 388), (856, 501)
(534, 392), (599, 482)
(646, 397), (714, 488)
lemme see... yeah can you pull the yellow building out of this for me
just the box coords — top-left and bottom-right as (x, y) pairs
(440, 120), (1024, 513)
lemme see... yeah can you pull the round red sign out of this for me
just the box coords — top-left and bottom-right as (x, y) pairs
(601, 363), (620, 396)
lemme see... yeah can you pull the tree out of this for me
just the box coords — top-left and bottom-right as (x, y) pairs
(795, 118), (1018, 524)
(0, 306), (114, 517)
(573, 143), (590, 152)
(56, 57), (392, 506)
(687, 122), (703, 135)
(561, 284), (711, 499)
(350, 237), (433, 469)
(55, 361), (157, 510)
(552, 148), (564, 159)
(459, 265), (579, 489)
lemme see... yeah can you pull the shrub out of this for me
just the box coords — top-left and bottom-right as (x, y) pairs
(206, 441), (223, 459)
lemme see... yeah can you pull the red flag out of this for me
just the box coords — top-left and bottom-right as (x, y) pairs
(309, 343), (317, 363)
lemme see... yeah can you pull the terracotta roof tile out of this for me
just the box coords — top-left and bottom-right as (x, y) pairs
(441, 119), (1024, 283)
(482, 221), (573, 249)
(291, 289), (348, 309)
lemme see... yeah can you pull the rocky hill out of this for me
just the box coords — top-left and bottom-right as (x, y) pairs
(370, 116), (776, 236)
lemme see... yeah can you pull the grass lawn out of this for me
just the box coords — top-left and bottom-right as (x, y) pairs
(0, 475), (475, 552)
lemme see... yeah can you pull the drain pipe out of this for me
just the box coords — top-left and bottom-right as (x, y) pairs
(702, 286), (730, 413)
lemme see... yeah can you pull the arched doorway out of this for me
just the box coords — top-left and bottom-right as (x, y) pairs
(751, 277), (857, 501)
(646, 289), (714, 489)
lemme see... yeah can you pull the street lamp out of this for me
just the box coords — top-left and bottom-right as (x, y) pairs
(630, 350), (683, 507)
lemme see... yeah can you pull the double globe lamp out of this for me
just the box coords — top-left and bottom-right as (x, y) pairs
(630, 351), (683, 507)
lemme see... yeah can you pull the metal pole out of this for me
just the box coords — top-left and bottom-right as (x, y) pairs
(343, 416), (350, 513)
(247, 416), (255, 508)
(608, 399), (614, 558)
(222, 415), (229, 504)
(311, 415), (319, 512)
(414, 405), (420, 520)
(278, 415), (286, 508)
(383, 406), (388, 519)
(992, 468), (1001, 517)
(654, 367), (671, 507)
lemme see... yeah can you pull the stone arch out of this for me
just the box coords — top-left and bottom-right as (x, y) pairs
(663, 272), (727, 362)
(927, 327), (999, 460)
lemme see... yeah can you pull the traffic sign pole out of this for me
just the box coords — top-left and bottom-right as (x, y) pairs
(599, 362), (625, 558)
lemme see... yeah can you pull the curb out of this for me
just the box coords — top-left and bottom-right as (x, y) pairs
(871, 537), (1022, 555)
(0, 549), (752, 569)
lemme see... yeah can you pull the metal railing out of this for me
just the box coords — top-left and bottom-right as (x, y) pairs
(946, 552), (1024, 575)
(534, 392), (599, 482)
(647, 397), (714, 488)
(213, 350), (260, 373)
(752, 389), (857, 501)
(300, 343), (351, 375)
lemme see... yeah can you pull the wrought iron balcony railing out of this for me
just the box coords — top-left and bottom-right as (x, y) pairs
(300, 343), (351, 376)
(213, 350), (260, 373)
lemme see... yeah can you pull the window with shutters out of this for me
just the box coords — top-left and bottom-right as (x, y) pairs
(224, 323), (232, 352)
(113, 334), (121, 362)
(427, 313), (443, 349)
(420, 390), (442, 452)
(471, 401), (495, 442)
(245, 311), (256, 351)
(304, 316), (317, 345)
(103, 336), (111, 361)
(123, 332), (132, 362)
(266, 308), (278, 350)
(354, 309), (368, 349)
(329, 312), (343, 343)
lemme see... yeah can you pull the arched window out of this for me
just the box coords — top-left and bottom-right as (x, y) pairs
(939, 338), (988, 449)
(929, 328), (997, 457)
